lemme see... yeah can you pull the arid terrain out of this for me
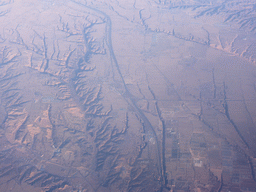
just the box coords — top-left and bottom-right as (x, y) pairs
(0, 0), (256, 191)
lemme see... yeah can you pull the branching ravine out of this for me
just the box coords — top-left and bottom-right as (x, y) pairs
(155, 101), (169, 190)
(185, 82), (256, 182)
(212, 68), (217, 99)
(1, 0), (256, 191)
(147, 84), (169, 190)
(222, 82), (250, 149)
(69, 0), (165, 190)
(240, 81), (256, 131)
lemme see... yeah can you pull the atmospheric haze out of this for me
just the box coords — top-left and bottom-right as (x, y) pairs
(0, 0), (256, 191)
